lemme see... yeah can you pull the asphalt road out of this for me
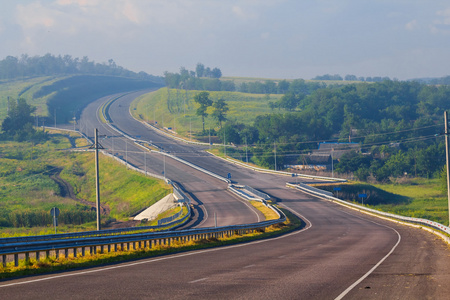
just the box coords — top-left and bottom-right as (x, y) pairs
(76, 91), (264, 228)
(2, 91), (450, 299)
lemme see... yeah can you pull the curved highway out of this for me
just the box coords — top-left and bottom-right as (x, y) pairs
(1, 91), (450, 299)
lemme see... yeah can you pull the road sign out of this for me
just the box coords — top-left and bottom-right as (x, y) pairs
(227, 173), (232, 179)
(50, 207), (60, 217)
(358, 193), (367, 198)
(334, 187), (342, 191)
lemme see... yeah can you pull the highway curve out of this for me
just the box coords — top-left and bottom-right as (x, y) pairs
(1, 91), (450, 299)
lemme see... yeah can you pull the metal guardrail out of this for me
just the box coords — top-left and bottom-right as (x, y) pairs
(1, 206), (285, 267)
(287, 183), (450, 237)
(228, 184), (271, 201)
(0, 182), (191, 244)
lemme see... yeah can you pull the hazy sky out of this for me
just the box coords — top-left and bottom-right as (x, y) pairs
(1, 0), (450, 80)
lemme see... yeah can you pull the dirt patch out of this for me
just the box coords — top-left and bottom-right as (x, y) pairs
(50, 168), (110, 215)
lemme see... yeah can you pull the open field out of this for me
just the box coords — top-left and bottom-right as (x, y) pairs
(131, 88), (281, 138)
(317, 178), (448, 226)
(221, 76), (362, 86)
(0, 130), (171, 236)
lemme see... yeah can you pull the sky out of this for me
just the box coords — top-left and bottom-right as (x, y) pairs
(1, 0), (450, 80)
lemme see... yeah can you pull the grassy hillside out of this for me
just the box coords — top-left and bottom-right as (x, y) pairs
(0, 76), (63, 119)
(0, 130), (171, 236)
(0, 75), (163, 124)
(131, 87), (281, 138)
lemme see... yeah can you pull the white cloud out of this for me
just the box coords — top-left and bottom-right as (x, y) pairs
(431, 7), (450, 34)
(16, 2), (57, 29)
(232, 5), (257, 21)
(405, 19), (417, 31)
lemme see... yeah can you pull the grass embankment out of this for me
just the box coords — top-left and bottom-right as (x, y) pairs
(0, 76), (66, 119)
(130, 88), (281, 140)
(316, 178), (448, 226)
(0, 130), (171, 237)
(0, 208), (301, 280)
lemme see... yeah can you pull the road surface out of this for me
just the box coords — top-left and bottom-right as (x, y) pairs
(2, 91), (449, 299)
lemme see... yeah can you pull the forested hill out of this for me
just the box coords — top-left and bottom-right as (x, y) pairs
(0, 54), (163, 84)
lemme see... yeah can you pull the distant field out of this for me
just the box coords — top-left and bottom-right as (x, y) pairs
(221, 76), (362, 86)
(131, 88), (282, 138)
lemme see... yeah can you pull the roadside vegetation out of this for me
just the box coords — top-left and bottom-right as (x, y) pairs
(0, 207), (301, 280)
(0, 96), (171, 236)
(316, 177), (448, 226)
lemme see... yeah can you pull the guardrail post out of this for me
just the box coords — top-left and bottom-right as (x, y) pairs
(93, 246), (97, 255)
(114, 244), (118, 252)
(108, 244), (111, 253)
(36, 251), (40, 262)
(65, 249), (69, 258)
(55, 249), (59, 259)
(81, 247), (85, 257)
(73, 248), (77, 258)
(121, 243), (124, 251)
(25, 252), (29, 262)
(2, 254), (6, 267)
(46, 250), (50, 258)
(14, 254), (18, 267)
(100, 245), (104, 254)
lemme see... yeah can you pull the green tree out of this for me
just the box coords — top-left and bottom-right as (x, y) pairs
(194, 91), (213, 132)
(212, 98), (229, 128)
(1, 98), (36, 136)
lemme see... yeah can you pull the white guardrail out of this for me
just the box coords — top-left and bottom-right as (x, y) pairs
(287, 183), (450, 243)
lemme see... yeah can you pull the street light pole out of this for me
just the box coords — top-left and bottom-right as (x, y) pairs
(445, 111), (450, 226)
(94, 129), (101, 231)
(274, 142), (277, 171)
(245, 136), (248, 164)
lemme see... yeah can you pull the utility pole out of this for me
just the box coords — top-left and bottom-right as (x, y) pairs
(54, 108), (56, 128)
(445, 112), (450, 226)
(144, 151), (147, 175)
(245, 136), (248, 164)
(91, 129), (104, 231)
(332, 148), (334, 178)
(274, 142), (277, 171)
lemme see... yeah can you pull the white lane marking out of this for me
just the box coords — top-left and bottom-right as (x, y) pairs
(334, 211), (402, 300)
(189, 277), (208, 284)
(197, 204), (209, 227)
(278, 255), (286, 259)
(243, 264), (256, 269)
(0, 209), (312, 288)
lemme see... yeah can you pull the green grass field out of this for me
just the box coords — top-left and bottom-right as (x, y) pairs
(0, 76), (68, 120)
(131, 88), (281, 138)
(221, 76), (362, 86)
(0, 130), (171, 236)
(371, 178), (448, 225)
(318, 178), (448, 226)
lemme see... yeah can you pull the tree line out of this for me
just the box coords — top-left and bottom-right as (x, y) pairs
(214, 80), (449, 182)
(0, 54), (163, 83)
